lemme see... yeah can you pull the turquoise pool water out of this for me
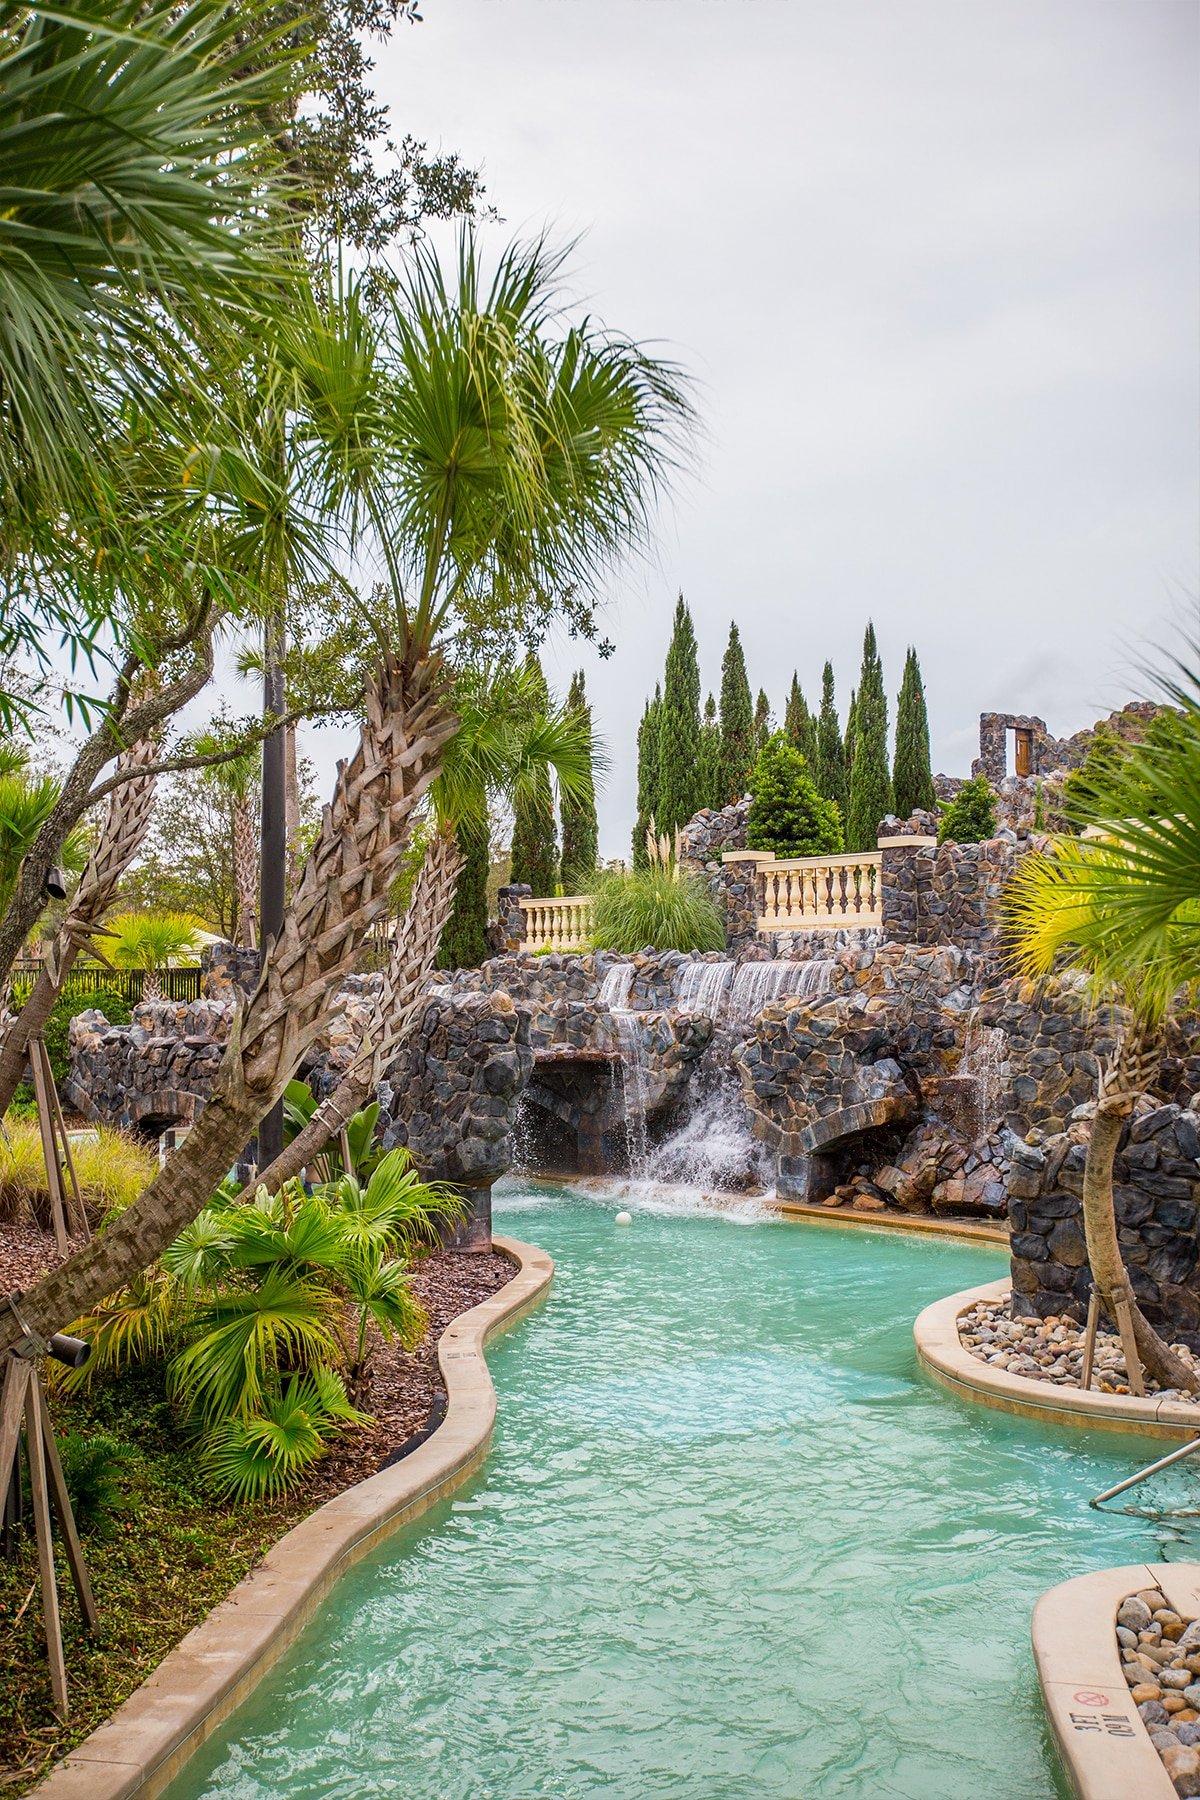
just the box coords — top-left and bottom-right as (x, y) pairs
(166, 1183), (1197, 1800)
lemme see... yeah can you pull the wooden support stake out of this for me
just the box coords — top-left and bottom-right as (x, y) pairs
(1112, 1287), (1147, 1398)
(36, 1380), (97, 1633)
(0, 1353), (31, 1498)
(28, 1043), (68, 1256)
(23, 1372), (68, 1719)
(1080, 1289), (1100, 1392)
(40, 1041), (88, 1243)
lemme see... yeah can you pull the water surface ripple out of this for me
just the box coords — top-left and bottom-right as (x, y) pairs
(166, 1183), (1194, 1800)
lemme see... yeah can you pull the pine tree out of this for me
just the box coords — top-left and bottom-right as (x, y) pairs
(892, 647), (935, 820)
(784, 673), (818, 767)
(633, 684), (662, 867)
(747, 733), (843, 857)
(753, 688), (772, 754)
(815, 660), (847, 819)
(656, 593), (703, 834)
(438, 814), (490, 970)
(697, 693), (723, 810)
(846, 622), (893, 852)
(560, 670), (599, 891)
(718, 621), (754, 805)
(509, 653), (558, 894)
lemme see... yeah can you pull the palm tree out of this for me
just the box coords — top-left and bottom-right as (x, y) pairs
(1005, 656), (1200, 1392)
(191, 728), (262, 949)
(96, 911), (202, 1000)
(1, 230), (692, 1352)
(0, 752), (88, 922)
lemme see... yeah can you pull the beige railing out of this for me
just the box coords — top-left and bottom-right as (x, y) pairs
(518, 895), (594, 952)
(725, 849), (883, 931)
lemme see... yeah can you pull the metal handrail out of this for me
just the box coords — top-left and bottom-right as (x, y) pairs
(1090, 1435), (1200, 1510)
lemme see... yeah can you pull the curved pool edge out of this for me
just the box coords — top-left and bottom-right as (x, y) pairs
(769, 1199), (1008, 1245)
(1032, 1563), (1200, 1799)
(914, 1279), (1200, 1441)
(34, 1234), (555, 1800)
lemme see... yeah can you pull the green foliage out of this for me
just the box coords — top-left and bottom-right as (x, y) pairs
(0, 754), (88, 917)
(508, 654), (558, 895)
(784, 674), (818, 766)
(844, 688), (857, 779)
(892, 647), (935, 818)
(937, 776), (997, 845)
(746, 733), (843, 858)
(697, 693), (723, 810)
(718, 622), (754, 805)
(67, 1152), (460, 1500)
(846, 624), (892, 851)
(438, 813), (490, 971)
(632, 685), (662, 868)
(56, 1430), (136, 1538)
(281, 1080), (383, 1183)
(591, 867), (725, 954)
(42, 986), (132, 1087)
(559, 670), (599, 890)
(753, 688), (772, 754)
(95, 911), (202, 971)
(815, 660), (847, 816)
(656, 593), (703, 834)
(1062, 722), (1129, 828)
(1033, 781), (1046, 830)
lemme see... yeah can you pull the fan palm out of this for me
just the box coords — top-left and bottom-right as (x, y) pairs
(97, 910), (202, 970)
(0, 756), (89, 920)
(1005, 655), (1200, 1391)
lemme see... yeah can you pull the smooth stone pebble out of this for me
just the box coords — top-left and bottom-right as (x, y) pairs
(1165, 1694), (1188, 1714)
(1133, 1683), (1164, 1704)
(1179, 1622), (1200, 1652)
(1120, 1597), (1154, 1631)
(1141, 1700), (1171, 1725)
(1162, 1743), (1200, 1796)
(1185, 1684), (1200, 1709)
(1179, 1723), (1200, 1747)
(1117, 1625), (1138, 1649)
(1162, 1669), (1193, 1689)
(1152, 1729), (1182, 1751)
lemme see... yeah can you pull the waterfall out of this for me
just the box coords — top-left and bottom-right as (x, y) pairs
(598, 962), (635, 1010)
(725, 959), (834, 1024)
(959, 1016), (1007, 1124)
(675, 960), (734, 1016)
(610, 1010), (650, 1175)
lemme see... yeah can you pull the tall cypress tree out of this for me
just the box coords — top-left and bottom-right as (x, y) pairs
(718, 621), (754, 805)
(633, 683), (662, 867)
(892, 647), (936, 819)
(784, 672), (818, 767)
(656, 593), (703, 834)
(438, 814), (490, 970)
(844, 687), (858, 784)
(697, 692), (723, 810)
(846, 622), (893, 851)
(560, 669), (599, 890)
(509, 653), (558, 893)
(753, 688), (772, 754)
(815, 660), (846, 818)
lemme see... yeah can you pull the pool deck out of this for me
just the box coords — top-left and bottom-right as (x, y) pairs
(1033, 1563), (1200, 1800)
(915, 1277), (1200, 1441)
(33, 1235), (555, 1800)
(769, 1198), (1008, 1245)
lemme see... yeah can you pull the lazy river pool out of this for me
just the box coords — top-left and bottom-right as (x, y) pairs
(166, 1182), (1197, 1800)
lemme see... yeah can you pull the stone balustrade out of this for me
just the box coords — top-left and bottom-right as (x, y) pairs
(722, 849), (883, 932)
(518, 895), (594, 952)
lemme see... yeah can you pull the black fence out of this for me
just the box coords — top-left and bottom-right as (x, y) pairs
(8, 963), (203, 1008)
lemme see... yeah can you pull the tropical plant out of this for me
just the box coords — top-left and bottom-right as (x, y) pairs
(633, 686), (663, 868)
(747, 733), (842, 858)
(96, 911), (202, 971)
(656, 593), (703, 834)
(937, 776), (997, 845)
(0, 1119), (151, 1225)
(508, 654), (559, 896)
(718, 622), (754, 805)
(2, 228), (693, 1359)
(815, 660), (846, 817)
(281, 1079), (383, 1183)
(39, 987), (133, 1089)
(591, 858), (725, 954)
(846, 623), (892, 851)
(0, 754), (88, 918)
(560, 671), (599, 892)
(56, 1430), (137, 1538)
(1004, 654), (1200, 1391)
(893, 647), (935, 818)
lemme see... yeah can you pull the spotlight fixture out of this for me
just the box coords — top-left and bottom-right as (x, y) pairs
(45, 866), (68, 901)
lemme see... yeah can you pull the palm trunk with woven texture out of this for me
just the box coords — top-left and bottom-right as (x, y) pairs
(0, 656), (457, 1351)
(232, 797), (258, 949)
(0, 740), (159, 1116)
(1082, 1026), (1197, 1393)
(252, 825), (464, 1193)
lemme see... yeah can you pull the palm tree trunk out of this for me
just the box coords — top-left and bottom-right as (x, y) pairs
(0, 655), (457, 1351)
(0, 740), (158, 1116)
(1081, 1030), (1197, 1393)
(232, 797), (258, 949)
(252, 826), (464, 1192)
(285, 719), (301, 895)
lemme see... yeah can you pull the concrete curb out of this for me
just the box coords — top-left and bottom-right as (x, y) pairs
(769, 1200), (1009, 1245)
(1032, 1564), (1200, 1799)
(914, 1279), (1200, 1441)
(35, 1234), (554, 1800)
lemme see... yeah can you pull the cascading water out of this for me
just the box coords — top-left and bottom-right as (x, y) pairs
(597, 962), (635, 1010)
(598, 961), (649, 1174)
(725, 958), (834, 1024)
(960, 1015), (1007, 1123)
(675, 960), (734, 1018)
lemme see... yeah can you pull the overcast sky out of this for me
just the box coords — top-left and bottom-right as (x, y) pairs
(300, 0), (1198, 859)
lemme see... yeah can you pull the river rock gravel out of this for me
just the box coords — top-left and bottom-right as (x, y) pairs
(1116, 1590), (1200, 1794)
(958, 1295), (1200, 1401)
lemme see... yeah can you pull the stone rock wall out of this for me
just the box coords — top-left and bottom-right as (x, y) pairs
(1007, 1100), (1200, 1341)
(679, 797), (752, 947)
(66, 998), (232, 1130)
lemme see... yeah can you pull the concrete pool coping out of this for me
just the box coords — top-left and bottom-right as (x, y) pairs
(769, 1198), (1009, 1245)
(34, 1234), (554, 1800)
(914, 1278), (1200, 1441)
(1033, 1563), (1200, 1799)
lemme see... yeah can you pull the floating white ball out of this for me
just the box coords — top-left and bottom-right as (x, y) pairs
(614, 1210), (633, 1227)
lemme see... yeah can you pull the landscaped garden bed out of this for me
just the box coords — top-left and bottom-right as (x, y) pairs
(1117, 1583), (1200, 1792)
(959, 1295), (1200, 1401)
(0, 1225), (512, 1795)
